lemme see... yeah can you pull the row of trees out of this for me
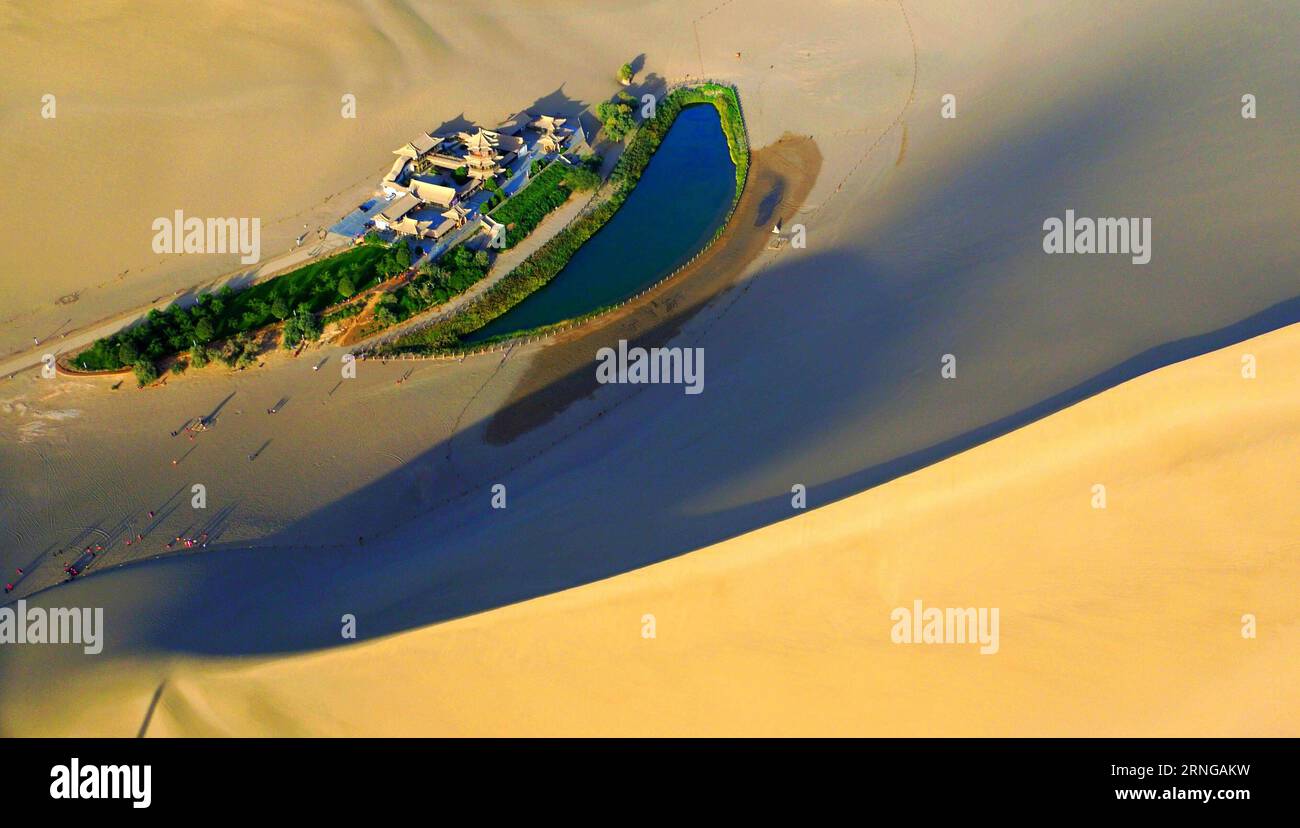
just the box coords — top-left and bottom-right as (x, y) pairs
(75, 238), (406, 375)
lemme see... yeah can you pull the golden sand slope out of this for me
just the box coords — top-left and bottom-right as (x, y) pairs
(105, 321), (1297, 737)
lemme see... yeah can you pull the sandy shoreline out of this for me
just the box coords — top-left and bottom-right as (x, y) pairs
(484, 133), (822, 443)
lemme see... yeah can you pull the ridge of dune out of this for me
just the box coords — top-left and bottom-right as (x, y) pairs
(13, 319), (1295, 737)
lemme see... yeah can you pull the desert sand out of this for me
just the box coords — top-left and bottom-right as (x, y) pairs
(0, 0), (1297, 735)
(4, 318), (1296, 737)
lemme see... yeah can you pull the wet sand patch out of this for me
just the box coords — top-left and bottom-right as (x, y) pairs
(484, 134), (822, 445)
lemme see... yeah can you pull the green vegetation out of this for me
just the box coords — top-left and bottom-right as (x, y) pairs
(618, 63), (634, 85)
(281, 306), (324, 349)
(489, 158), (599, 248)
(216, 332), (259, 370)
(482, 178), (507, 211)
(73, 240), (404, 372)
(383, 84), (748, 355)
(367, 245), (493, 333)
(321, 301), (365, 327)
(132, 359), (158, 387)
(596, 91), (637, 141)
(561, 164), (602, 193)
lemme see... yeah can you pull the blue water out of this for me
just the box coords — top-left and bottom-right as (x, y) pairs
(464, 104), (736, 342)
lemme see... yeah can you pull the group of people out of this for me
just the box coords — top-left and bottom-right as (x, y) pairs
(5, 494), (214, 596)
(165, 532), (208, 551)
(171, 416), (211, 439)
(61, 542), (105, 580)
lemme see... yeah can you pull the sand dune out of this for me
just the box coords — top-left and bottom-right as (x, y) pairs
(0, 0), (1297, 735)
(1, 0), (1293, 604)
(5, 319), (1296, 737)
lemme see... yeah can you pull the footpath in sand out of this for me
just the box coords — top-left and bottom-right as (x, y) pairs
(9, 319), (1297, 737)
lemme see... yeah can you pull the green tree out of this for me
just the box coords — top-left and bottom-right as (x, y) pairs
(194, 317), (215, 344)
(338, 275), (356, 298)
(618, 63), (634, 85)
(133, 359), (159, 387)
(563, 167), (601, 191)
(117, 341), (139, 366)
(426, 265), (450, 289)
(271, 297), (290, 320)
(597, 100), (635, 141)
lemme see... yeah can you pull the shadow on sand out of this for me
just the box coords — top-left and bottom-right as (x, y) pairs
(15, 38), (1299, 659)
